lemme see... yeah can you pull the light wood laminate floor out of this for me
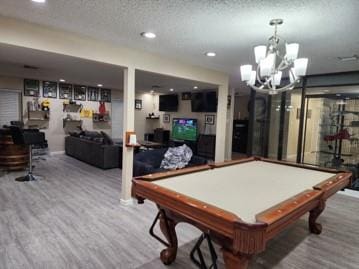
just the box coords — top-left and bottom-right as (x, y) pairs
(0, 155), (358, 269)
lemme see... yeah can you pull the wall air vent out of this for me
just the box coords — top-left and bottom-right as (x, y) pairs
(23, 65), (39, 70)
(338, 55), (358, 62)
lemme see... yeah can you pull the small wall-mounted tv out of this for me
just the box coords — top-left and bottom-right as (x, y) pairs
(159, 94), (179, 111)
(191, 91), (217, 112)
(172, 118), (198, 141)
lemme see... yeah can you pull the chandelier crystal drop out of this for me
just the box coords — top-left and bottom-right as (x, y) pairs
(240, 19), (309, 95)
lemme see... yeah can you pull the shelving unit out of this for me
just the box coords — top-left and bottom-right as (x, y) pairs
(93, 112), (110, 123)
(28, 110), (50, 120)
(27, 110), (50, 129)
(62, 102), (83, 130)
(304, 95), (359, 189)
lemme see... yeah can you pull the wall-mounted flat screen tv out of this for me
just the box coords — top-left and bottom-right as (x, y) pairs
(159, 94), (179, 111)
(172, 118), (198, 141)
(191, 91), (217, 112)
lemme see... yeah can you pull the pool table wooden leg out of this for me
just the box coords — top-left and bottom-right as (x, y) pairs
(222, 249), (251, 269)
(159, 213), (178, 265)
(309, 200), (326, 234)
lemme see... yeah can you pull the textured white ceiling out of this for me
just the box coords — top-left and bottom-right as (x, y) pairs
(0, 0), (358, 92)
(0, 43), (215, 93)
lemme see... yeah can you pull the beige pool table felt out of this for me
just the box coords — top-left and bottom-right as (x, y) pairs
(153, 161), (335, 223)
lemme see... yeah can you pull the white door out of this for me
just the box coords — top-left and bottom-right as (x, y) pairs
(111, 99), (123, 138)
(0, 90), (21, 127)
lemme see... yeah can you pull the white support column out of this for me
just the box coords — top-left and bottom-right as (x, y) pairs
(225, 88), (236, 160)
(215, 83), (229, 162)
(121, 66), (135, 205)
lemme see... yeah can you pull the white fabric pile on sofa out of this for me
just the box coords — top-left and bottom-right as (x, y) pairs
(160, 144), (193, 169)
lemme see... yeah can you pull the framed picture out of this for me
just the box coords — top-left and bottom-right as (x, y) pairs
(43, 81), (57, 98)
(24, 79), (40, 97)
(59, 83), (73, 99)
(205, 114), (215, 125)
(227, 95), (231, 108)
(74, 85), (87, 101)
(100, 89), (111, 102)
(135, 99), (142, 110)
(163, 114), (170, 123)
(88, 87), (99, 101)
(182, 92), (192, 100)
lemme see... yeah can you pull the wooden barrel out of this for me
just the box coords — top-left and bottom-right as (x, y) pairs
(0, 129), (29, 171)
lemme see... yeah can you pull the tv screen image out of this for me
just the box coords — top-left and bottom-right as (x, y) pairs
(159, 94), (179, 111)
(172, 118), (198, 141)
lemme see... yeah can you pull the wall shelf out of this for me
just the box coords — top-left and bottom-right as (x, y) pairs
(63, 119), (82, 128)
(63, 103), (82, 112)
(28, 110), (50, 121)
(146, 117), (160, 120)
(93, 112), (110, 122)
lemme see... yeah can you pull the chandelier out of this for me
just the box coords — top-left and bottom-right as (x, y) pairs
(240, 19), (308, 95)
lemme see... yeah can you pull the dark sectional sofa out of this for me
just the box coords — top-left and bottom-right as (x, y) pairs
(65, 134), (122, 169)
(65, 132), (207, 174)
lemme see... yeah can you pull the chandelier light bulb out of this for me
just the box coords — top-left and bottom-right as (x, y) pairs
(274, 71), (283, 86)
(240, 65), (252, 81)
(254, 45), (267, 64)
(260, 53), (275, 77)
(294, 58), (308, 76)
(286, 43), (299, 61)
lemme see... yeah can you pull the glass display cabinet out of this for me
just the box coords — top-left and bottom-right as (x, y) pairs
(248, 84), (359, 190)
(302, 93), (359, 179)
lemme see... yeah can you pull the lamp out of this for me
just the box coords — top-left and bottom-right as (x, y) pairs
(240, 19), (308, 95)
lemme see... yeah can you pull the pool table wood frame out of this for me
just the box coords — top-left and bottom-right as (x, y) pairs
(132, 157), (352, 269)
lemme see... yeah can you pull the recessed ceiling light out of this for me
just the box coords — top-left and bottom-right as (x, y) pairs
(141, 32), (156, 39)
(59, 79), (66, 82)
(169, 88), (174, 92)
(205, 52), (216, 57)
(150, 90), (155, 94)
(97, 84), (103, 87)
(31, 0), (46, 3)
(193, 86), (198, 89)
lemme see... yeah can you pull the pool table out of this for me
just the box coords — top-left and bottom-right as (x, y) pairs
(132, 157), (352, 269)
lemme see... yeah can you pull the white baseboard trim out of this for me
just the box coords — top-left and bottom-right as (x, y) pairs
(339, 189), (359, 199)
(50, 151), (65, 156)
(120, 198), (134, 206)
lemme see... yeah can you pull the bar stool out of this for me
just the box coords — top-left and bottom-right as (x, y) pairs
(9, 126), (46, 182)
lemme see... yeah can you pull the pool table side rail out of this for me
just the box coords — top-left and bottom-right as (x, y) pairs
(256, 172), (352, 224)
(212, 156), (343, 174)
(255, 190), (322, 225)
(134, 164), (211, 181)
(132, 179), (266, 239)
(313, 172), (352, 199)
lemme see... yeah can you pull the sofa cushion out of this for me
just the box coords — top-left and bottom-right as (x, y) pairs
(135, 148), (167, 168)
(101, 131), (114, 145)
(83, 131), (102, 139)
